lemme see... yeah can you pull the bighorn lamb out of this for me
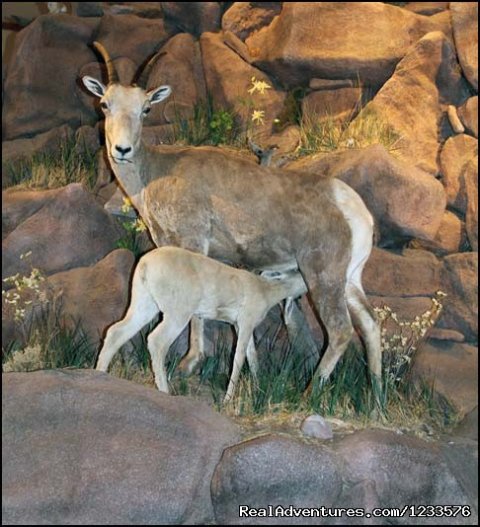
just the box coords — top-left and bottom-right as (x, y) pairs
(83, 42), (381, 391)
(97, 246), (307, 401)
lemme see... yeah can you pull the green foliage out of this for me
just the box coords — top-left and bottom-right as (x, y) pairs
(4, 135), (98, 191)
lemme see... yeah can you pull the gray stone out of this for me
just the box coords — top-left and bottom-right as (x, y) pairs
(301, 414), (334, 440)
(2, 370), (240, 525)
(211, 433), (342, 525)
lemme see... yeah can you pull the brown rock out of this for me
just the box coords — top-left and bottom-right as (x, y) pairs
(287, 145), (446, 245)
(222, 2), (282, 41)
(458, 96), (478, 138)
(413, 340), (478, 416)
(440, 134), (478, 213)
(364, 248), (442, 297)
(3, 15), (99, 140)
(412, 211), (467, 256)
(439, 252), (478, 341)
(349, 32), (469, 176)
(74, 124), (102, 155)
(103, 2), (163, 18)
(146, 33), (207, 127)
(162, 2), (221, 36)
(2, 125), (74, 189)
(404, 2), (449, 16)
(2, 184), (124, 282)
(302, 87), (363, 124)
(465, 166), (478, 250)
(200, 31), (286, 141)
(94, 14), (175, 67)
(450, 2), (478, 91)
(245, 3), (443, 89)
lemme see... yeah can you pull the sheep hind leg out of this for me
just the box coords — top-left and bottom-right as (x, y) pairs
(148, 313), (191, 393)
(96, 272), (158, 372)
(346, 282), (382, 399)
(224, 325), (255, 404)
(176, 316), (205, 376)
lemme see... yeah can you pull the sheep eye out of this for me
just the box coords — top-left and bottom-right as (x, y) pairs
(100, 101), (108, 110)
(143, 107), (151, 115)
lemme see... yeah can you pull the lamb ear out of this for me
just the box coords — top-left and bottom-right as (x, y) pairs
(82, 76), (106, 98)
(147, 85), (172, 105)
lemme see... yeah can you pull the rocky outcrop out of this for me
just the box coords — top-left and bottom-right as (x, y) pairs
(2, 184), (124, 281)
(287, 145), (446, 246)
(2, 370), (240, 525)
(222, 2), (282, 41)
(245, 3), (442, 89)
(450, 2), (478, 91)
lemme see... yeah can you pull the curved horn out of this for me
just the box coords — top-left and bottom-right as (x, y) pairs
(135, 51), (167, 89)
(93, 41), (119, 85)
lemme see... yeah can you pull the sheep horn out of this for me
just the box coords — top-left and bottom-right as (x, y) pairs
(93, 41), (119, 85)
(135, 51), (167, 89)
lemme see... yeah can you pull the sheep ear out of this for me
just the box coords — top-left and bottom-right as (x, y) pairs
(260, 270), (283, 281)
(82, 76), (106, 98)
(147, 85), (172, 105)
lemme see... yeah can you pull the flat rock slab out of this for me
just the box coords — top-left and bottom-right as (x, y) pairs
(2, 370), (240, 525)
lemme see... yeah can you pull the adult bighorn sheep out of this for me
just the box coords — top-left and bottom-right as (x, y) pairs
(97, 246), (307, 402)
(83, 42), (381, 392)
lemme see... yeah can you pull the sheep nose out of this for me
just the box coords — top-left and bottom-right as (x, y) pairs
(115, 145), (132, 155)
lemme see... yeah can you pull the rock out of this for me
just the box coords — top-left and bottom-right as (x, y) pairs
(458, 96), (478, 138)
(439, 253), (478, 341)
(2, 249), (135, 349)
(74, 124), (102, 155)
(146, 33), (207, 127)
(428, 328), (465, 342)
(447, 105), (465, 134)
(335, 429), (474, 524)
(222, 2), (282, 41)
(404, 2), (449, 16)
(103, 2), (163, 18)
(211, 434), (342, 525)
(245, 3), (442, 89)
(2, 184), (124, 282)
(450, 2), (478, 91)
(309, 78), (355, 90)
(162, 2), (221, 36)
(440, 134), (478, 214)
(3, 15), (100, 141)
(200, 32), (286, 141)
(302, 86), (363, 124)
(465, 166), (478, 250)
(287, 145), (447, 246)
(413, 340), (478, 416)
(347, 32), (469, 176)
(369, 295), (434, 321)
(364, 248), (442, 297)
(222, 30), (252, 64)
(301, 414), (334, 440)
(94, 14), (175, 68)
(452, 407), (478, 440)
(2, 125), (74, 188)
(412, 210), (467, 256)
(2, 370), (240, 525)
(75, 2), (103, 16)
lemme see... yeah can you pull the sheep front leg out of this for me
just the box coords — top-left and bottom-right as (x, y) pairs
(148, 314), (191, 393)
(224, 325), (255, 404)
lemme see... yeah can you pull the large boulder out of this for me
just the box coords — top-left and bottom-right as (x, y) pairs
(458, 96), (478, 138)
(413, 340), (478, 416)
(161, 2), (221, 36)
(287, 145), (446, 246)
(3, 15), (100, 141)
(222, 2), (282, 41)
(450, 2), (478, 91)
(200, 32), (286, 141)
(2, 183), (124, 282)
(146, 33), (207, 127)
(2, 370), (240, 525)
(211, 434), (343, 525)
(245, 3), (442, 89)
(440, 134), (478, 214)
(347, 31), (469, 176)
(439, 253), (478, 342)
